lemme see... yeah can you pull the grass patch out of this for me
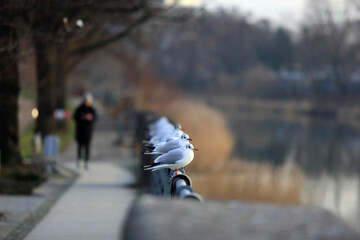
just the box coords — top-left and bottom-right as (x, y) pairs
(20, 89), (36, 100)
(20, 102), (75, 159)
(55, 119), (75, 151)
(20, 123), (36, 159)
(56, 102), (76, 151)
(0, 164), (45, 194)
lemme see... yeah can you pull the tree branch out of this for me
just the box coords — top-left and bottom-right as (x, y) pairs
(1, 22), (65, 43)
(66, 0), (145, 13)
(0, 0), (49, 22)
(71, 11), (152, 55)
(85, 1), (146, 14)
(65, 54), (83, 73)
(70, 2), (192, 56)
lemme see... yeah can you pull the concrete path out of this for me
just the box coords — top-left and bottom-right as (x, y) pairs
(24, 162), (135, 240)
(0, 195), (45, 239)
(24, 100), (137, 240)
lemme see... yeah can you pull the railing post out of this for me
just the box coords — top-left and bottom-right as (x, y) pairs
(170, 173), (203, 202)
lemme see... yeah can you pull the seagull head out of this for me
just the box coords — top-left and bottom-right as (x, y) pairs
(186, 143), (198, 151)
(181, 133), (192, 141)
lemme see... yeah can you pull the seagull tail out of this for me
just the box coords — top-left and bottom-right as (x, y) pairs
(143, 151), (163, 155)
(143, 162), (164, 171)
(144, 164), (173, 172)
(143, 162), (158, 168)
(143, 143), (155, 148)
(143, 146), (155, 151)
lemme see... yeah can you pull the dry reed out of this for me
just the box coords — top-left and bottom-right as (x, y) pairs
(190, 159), (304, 205)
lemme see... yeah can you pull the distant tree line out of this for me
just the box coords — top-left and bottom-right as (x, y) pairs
(149, 1), (360, 98)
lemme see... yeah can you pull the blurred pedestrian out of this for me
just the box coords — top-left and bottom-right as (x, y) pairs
(73, 93), (97, 170)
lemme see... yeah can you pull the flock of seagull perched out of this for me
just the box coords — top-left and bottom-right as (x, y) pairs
(143, 117), (198, 175)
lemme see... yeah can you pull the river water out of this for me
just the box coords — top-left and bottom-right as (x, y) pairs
(228, 116), (360, 230)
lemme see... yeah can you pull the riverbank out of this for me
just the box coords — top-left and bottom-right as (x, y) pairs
(203, 96), (360, 129)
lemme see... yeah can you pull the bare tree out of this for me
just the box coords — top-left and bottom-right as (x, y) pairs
(0, 0), (194, 165)
(32, 0), (188, 134)
(29, 1), (154, 134)
(0, 1), (22, 166)
(300, 0), (355, 95)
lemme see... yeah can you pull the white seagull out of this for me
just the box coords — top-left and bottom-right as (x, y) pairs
(144, 143), (198, 175)
(144, 134), (192, 155)
(146, 117), (184, 145)
(148, 127), (184, 144)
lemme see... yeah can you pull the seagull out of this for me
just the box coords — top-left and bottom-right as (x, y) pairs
(146, 128), (184, 145)
(143, 134), (192, 154)
(148, 117), (173, 135)
(144, 118), (181, 144)
(144, 143), (198, 175)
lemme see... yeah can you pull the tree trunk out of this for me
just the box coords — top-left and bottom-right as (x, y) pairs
(34, 39), (56, 137)
(0, 26), (22, 166)
(55, 43), (68, 130)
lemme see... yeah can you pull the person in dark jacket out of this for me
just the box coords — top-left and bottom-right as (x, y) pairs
(73, 93), (97, 169)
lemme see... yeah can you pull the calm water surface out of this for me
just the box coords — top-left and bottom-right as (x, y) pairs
(229, 117), (360, 230)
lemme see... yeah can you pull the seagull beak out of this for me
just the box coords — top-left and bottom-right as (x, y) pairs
(194, 148), (198, 151)
(188, 138), (192, 141)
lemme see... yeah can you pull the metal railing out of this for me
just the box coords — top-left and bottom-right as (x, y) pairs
(136, 111), (202, 202)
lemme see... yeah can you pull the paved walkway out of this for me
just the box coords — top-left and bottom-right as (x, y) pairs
(24, 101), (137, 240)
(1, 165), (77, 240)
(24, 162), (135, 240)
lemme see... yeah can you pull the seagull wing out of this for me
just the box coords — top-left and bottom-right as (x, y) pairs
(154, 149), (184, 164)
(156, 140), (181, 152)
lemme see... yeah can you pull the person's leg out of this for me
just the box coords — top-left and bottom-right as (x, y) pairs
(77, 142), (83, 168)
(84, 142), (90, 170)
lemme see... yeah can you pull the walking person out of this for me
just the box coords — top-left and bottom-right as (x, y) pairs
(74, 93), (97, 170)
